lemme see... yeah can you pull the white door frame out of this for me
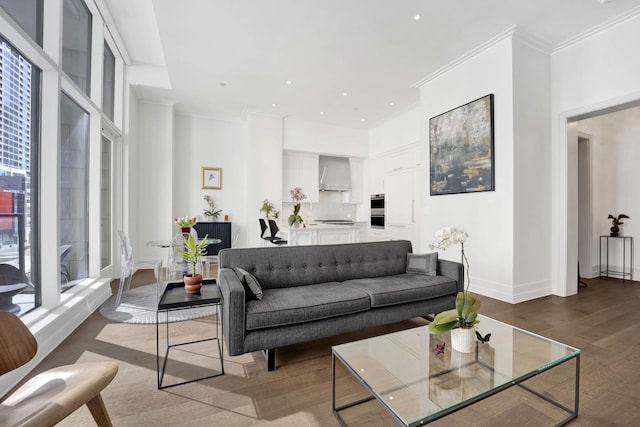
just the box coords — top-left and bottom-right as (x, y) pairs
(577, 132), (593, 279)
(553, 91), (640, 296)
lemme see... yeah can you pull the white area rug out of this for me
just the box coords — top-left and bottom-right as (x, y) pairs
(99, 284), (217, 324)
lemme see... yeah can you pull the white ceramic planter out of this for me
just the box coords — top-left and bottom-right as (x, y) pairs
(451, 327), (476, 353)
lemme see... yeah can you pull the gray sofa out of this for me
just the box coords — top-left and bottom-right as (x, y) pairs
(217, 240), (463, 370)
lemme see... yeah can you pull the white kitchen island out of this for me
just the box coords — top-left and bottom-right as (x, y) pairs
(278, 224), (359, 246)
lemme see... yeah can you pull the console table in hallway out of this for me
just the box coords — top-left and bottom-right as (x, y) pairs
(599, 235), (633, 281)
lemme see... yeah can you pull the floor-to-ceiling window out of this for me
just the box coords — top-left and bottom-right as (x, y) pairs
(0, 0), (125, 319)
(60, 93), (89, 291)
(0, 36), (40, 314)
(62, 0), (91, 95)
(100, 135), (112, 269)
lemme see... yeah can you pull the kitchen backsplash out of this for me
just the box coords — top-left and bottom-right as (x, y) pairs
(282, 191), (357, 223)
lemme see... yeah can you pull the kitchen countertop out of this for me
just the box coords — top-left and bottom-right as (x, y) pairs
(283, 223), (361, 231)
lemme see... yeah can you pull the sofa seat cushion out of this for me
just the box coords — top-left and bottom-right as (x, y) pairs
(245, 282), (371, 331)
(344, 274), (458, 308)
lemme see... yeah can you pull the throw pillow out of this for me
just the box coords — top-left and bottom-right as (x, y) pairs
(406, 252), (438, 276)
(235, 267), (264, 300)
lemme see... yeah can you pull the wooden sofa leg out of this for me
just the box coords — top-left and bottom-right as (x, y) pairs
(263, 348), (275, 371)
(86, 393), (114, 427)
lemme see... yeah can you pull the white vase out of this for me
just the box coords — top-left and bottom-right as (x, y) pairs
(451, 327), (476, 353)
(292, 219), (301, 228)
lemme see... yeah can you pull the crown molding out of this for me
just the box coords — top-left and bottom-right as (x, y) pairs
(554, 5), (640, 52)
(412, 26), (518, 88)
(511, 27), (554, 55)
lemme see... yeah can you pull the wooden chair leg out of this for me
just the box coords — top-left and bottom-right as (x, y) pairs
(86, 393), (114, 427)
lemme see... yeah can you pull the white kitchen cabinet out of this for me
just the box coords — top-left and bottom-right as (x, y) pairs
(384, 168), (415, 225)
(369, 142), (421, 195)
(366, 228), (390, 242)
(280, 225), (357, 246)
(283, 151), (319, 202)
(342, 157), (364, 203)
(369, 156), (386, 195)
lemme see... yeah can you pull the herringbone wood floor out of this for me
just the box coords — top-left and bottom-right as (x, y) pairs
(23, 272), (640, 426)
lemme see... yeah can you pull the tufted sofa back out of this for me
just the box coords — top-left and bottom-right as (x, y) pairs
(218, 240), (412, 290)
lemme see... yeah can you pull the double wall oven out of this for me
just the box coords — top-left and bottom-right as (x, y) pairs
(370, 194), (385, 229)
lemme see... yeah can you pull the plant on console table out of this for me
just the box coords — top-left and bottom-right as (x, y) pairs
(428, 226), (480, 353)
(288, 187), (307, 228)
(175, 216), (197, 233)
(179, 233), (209, 294)
(203, 195), (223, 220)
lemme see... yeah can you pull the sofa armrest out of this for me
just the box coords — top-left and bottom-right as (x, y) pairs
(217, 268), (246, 356)
(438, 259), (464, 293)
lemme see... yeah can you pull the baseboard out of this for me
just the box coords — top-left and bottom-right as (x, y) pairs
(471, 278), (552, 304)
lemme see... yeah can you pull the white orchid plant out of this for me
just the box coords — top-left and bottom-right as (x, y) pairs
(288, 187), (307, 226)
(428, 226), (480, 333)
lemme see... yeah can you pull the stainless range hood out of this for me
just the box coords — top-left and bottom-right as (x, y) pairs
(319, 155), (351, 192)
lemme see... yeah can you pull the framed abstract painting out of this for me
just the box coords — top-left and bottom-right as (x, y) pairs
(429, 94), (494, 195)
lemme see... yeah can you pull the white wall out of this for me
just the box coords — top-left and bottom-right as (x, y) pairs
(367, 32), (552, 303)
(368, 106), (422, 156)
(283, 117), (368, 157)
(511, 37), (552, 300)
(419, 37), (517, 302)
(173, 114), (249, 246)
(247, 113), (284, 247)
(550, 12), (640, 295)
(576, 106), (640, 279)
(134, 101), (175, 259)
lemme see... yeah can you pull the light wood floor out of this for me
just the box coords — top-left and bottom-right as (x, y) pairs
(25, 273), (640, 426)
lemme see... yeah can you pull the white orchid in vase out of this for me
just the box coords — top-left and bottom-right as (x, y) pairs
(288, 187), (307, 226)
(428, 226), (480, 333)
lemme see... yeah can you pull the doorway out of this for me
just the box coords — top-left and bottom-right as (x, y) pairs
(561, 98), (640, 296)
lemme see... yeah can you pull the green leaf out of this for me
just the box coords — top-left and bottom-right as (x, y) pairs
(465, 311), (477, 324)
(455, 292), (465, 316)
(432, 310), (458, 325)
(429, 321), (457, 334)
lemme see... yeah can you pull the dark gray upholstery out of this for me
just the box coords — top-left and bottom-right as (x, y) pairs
(218, 240), (411, 289)
(217, 240), (463, 369)
(344, 274), (457, 307)
(246, 282), (370, 330)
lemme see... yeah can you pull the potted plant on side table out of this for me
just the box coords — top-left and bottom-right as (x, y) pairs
(428, 226), (481, 353)
(179, 233), (210, 294)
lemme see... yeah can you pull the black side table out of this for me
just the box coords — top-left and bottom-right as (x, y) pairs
(599, 236), (633, 281)
(156, 279), (224, 389)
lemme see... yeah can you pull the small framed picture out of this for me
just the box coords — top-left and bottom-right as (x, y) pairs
(201, 167), (222, 189)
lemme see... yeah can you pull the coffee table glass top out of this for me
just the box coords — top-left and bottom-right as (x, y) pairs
(332, 314), (580, 426)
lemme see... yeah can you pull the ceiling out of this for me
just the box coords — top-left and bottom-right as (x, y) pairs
(103, 0), (640, 129)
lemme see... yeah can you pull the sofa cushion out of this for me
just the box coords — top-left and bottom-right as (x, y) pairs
(406, 252), (438, 276)
(245, 282), (370, 330)
(235, 267), (263, 300)
(345, 274), (458, 308)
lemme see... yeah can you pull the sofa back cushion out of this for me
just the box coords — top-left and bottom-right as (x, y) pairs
(219, 240), (412, 290)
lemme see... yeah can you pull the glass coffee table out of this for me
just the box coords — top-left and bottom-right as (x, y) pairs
(332, 315), (580, 426)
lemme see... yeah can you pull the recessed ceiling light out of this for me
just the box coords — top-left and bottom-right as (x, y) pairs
(414, 14), (421, 20)
(361, 118), (366, 122)
(219, 82), (227, 86)
(342, 92), (348, 96)
(389, 102), (395, 106)
(271, 103), (276, 107)
(319, 111), (324, 115)
(286, 80), (292, 85)
(353, 107), (359, 111)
